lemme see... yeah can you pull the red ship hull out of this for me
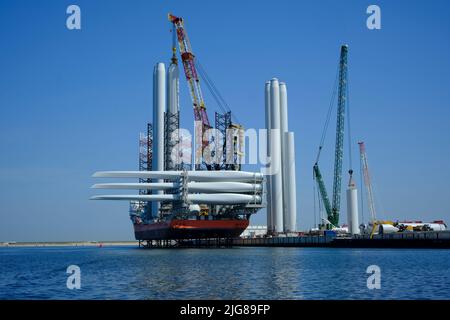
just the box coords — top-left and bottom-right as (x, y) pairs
(134, 219), (249, 240)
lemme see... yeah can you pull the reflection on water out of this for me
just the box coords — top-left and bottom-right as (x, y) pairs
(1, 246), (450, 299)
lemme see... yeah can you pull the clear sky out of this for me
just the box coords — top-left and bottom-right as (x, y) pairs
(1, 0), (450, 241)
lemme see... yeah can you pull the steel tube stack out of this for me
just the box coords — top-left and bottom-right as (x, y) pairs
(264, 79), (298, 234)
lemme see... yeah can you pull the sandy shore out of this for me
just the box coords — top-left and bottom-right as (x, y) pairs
(0, 241), (139, 247)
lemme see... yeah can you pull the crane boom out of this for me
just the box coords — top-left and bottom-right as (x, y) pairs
(358, 141), (376, 222)
(330, 44), (349, 226)
(313, 45), (348, 228)
(168, 14), (211, 142)
(313, 164), (333, 221)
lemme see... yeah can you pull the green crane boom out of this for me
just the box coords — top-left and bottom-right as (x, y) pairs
(313, 164), (332, 220)
(314, 45), (349, 228)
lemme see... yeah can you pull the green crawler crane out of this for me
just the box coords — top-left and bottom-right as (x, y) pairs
(314, 45), (350, 229)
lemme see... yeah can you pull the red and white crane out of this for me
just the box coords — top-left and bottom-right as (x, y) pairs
(168, 14), (211, 155)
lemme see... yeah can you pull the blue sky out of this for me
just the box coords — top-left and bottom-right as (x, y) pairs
(1, 0), (450, 241)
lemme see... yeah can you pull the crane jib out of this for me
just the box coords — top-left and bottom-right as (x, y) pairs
(313, 45), (349, 228)
(330, 45), (348, 227)
(170, 14), (212, 132)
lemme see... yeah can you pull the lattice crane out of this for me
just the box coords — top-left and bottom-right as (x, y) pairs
(313, 45), (350, 228)
(168, 14), (211, 168)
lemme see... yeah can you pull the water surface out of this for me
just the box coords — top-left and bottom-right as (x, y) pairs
(1, 246), (449, 299)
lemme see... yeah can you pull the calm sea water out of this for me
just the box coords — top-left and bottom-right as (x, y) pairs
(1, 246), (449, 300)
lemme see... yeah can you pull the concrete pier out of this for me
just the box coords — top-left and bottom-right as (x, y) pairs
(140, 231), (450, 249)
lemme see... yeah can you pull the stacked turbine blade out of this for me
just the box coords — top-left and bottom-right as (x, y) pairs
(91, 170), (264, 205)
(91, 194), (261, 205)
(92, 170), (263, 182)
(92, 181), (262, 193)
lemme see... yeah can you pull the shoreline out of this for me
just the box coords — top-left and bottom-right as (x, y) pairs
(0, 241), (139, 247)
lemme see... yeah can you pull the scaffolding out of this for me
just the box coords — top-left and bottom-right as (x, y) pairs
(164, 111), (181, 171)
(129, 123), (153, 223)
(227, 123), (244, 171)
(215, 111), (231, 170)
(215, 111), (243, 171)
(139, 123), (153, 186)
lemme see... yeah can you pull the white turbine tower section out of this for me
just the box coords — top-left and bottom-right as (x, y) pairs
(264, 81), (273, 233)
(93, 170), (263, 182)
(269, 78), (283, 233)
(279, 82), (289, 233)
(91, 194), (262, 205)
(152, 62), (166, 216)
(346, 179), (360, 234)
(283, 132), (297, 232)
(167, 62), (180, 114)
